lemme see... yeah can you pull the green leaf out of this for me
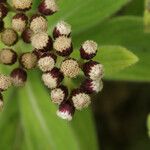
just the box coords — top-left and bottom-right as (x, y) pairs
(73, 16), (150, 82)
(95, 46), (138, 77)
(18, 70), (98, 150)
(144, 0), (150, 32)
(71, 46), (138, 77)
(0, 89), (24, 150)
(71, 109), (99, 150)
(120, 0), (144, 16)
(48, 0), (130, 34)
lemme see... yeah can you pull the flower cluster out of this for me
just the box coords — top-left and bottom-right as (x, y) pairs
(0, 0), (104, 121)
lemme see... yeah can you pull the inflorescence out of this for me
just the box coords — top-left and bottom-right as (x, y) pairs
(0, 0), (104, 121)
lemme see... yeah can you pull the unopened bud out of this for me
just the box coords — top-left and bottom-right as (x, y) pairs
(12, 0), (32, 11)
(80, 40), (98, 60)
(71, 89), (91, 110)
(30, 14), (48, 33)
(12, 13), (28, 32)
(1, 28), (18, 46)
(10, 68), (27, 87)
(82, 60), (104, 80)
(51, 85), (68, 104)
(38, 0), (58, 16)
(42, 67), (64, 89)
(0, 48), (17, 65)
(31, 32), (53, 51)
(0, 74), (12, 91)
(38, 52), (56, 72)
(53, 36), (73, 56)
(60, 58), (80, 78)
(19, 52), (38, 69)
(57, 100), (75, 121)
(0, 3), (8, 19)
(53, 21), (71, 39)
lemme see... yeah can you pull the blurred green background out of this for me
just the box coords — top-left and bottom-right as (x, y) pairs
(0, 0), (150, 150)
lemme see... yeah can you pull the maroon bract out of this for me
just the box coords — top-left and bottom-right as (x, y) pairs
(38, 0), (58, 16)
(10, 68), (27, 87)
(0, 3), (8, 19)
(57, 100), (75, 121)
(21, 27), (33, 43)
(81, 79), (103, 94)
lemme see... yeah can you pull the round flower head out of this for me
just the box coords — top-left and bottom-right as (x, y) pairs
(80, 40), (98, 60)
(53, 36), (73, 56)
(53, 21), (71, 39)
(56, 100), (75, 121)
(38, 52), (56, 72)
(0, 74), (12, 91)
(0, 3), (8, 19)
(12, 0), (32, 11)
(71, 89), (91, 110)
(51, 85), (68, 104)
(12, 13), (28, 32)
(10, 68), (27, 87)
(0, 48), (17, 65)
(0, 19), (4, 32)
(82, 60), (104, 80)
(30, 14), (48, 33)
(1, 28), (18, 46)
(42, 67), (64, 89)
(31, 32), (53, 51)
(81, 79), (103, 94)
(21, 27), (33, 43)
(19, 52), (38, 69)
(38, 0), (58, 16)
(0, 93), (3, 111)
(60, 58), (80, 78)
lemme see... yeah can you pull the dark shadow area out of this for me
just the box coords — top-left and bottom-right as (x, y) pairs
(93, 81), (150, 150)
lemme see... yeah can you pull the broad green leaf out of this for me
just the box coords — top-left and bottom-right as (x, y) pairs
(73, 16), (150, 82)
(48, 0), (130, 34)
(120, 0), (144, 16)
(95, 46), (138, 76)
(0, 89), (24, 150)
(144, 0), (150, 32)
(18, 70), (98, 150)
(71, 109), (99, 150)
(71, 46), (138, 77)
